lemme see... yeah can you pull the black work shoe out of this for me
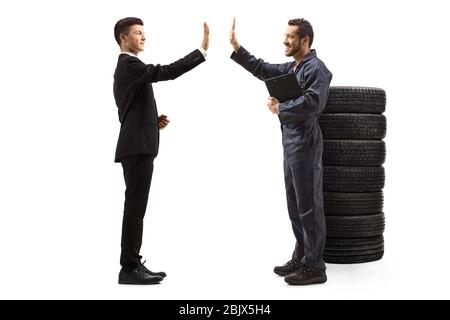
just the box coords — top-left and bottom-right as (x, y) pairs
(139, 260), (167, 278)
(284, 267), (327, 286)
(118, 264), (164, 285)
(274, 259), (304, 276)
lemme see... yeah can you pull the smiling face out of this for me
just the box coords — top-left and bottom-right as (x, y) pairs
(120, 24), (146, 55)
(284, 25), (301, 57)
(283, 25), (309, 58)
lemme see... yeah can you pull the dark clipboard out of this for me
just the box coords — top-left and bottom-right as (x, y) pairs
(264, 73), (302, 103)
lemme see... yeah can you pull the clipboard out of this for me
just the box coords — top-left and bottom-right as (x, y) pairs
(264, 73), (302, 103)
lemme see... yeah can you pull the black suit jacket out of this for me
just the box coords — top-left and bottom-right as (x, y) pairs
(113, 50), (205, 162)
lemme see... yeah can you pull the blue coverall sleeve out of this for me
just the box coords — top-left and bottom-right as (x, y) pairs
(278, 65), (331, 123)
(230, 46), (289, 80)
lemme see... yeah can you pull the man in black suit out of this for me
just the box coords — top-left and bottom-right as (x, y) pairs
(113, 17), (209, 285)
(230, 18), (332, 285)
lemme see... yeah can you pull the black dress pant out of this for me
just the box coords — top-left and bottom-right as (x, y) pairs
(120, 154), (154, 270)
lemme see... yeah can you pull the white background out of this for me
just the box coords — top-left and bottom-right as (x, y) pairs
(0, 0), (449, 299)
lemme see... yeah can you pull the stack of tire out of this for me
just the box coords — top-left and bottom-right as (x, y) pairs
(319, 87), (386, 264)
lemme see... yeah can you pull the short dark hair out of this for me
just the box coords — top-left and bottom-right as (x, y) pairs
(114, 17), (144, 46)
(288, 18), (314, 48)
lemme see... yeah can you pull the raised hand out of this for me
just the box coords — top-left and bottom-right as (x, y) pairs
(230, 17), (240, 52)
(158, 114), (170, 130)
(201, 22), (209, 51)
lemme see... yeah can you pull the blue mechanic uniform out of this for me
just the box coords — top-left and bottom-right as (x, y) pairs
(231, 47), (332, 270)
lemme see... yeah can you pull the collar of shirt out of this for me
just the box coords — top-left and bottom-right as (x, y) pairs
(120, 51), (138, 57)
(293, 49), (317, 71)
(302, 49), (317, 63)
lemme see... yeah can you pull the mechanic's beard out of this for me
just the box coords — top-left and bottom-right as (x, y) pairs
(286, 45), (301, 57)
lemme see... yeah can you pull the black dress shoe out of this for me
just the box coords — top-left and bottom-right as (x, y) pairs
(139, 260), (167, 278)
(284, 267), (327, 285)
(274, 258), (304, 276)
(118, 264), (164, 285)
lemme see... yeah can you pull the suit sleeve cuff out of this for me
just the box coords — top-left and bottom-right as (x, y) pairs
(198, 47), (207, 58)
